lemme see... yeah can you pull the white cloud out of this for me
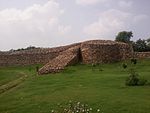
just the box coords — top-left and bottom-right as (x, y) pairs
(0, 1), (71, 50)
(84, 9), (130, 39)
(83, 9), (148, 39)
(58, 25), (72, 35)
(118, 1), (133, 8)
(76, 0), (107, 5)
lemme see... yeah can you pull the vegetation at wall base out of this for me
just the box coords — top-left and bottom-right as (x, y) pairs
(122, 63), (127, 69)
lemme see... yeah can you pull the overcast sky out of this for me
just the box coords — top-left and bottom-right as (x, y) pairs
(0, 0), (150, 50)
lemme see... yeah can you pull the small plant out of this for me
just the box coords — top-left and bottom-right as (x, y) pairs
(51, 101), (102, 113)
(36, 66), (39, 72)
(98, 64), (103, 71)
(125, 68), (147, 86)
(92, 63), (103, 71)
(91, 63), (96, 71)
(99, 67), (103, 71)
(126, 69), (139, 86)
(92, 63), (96, 67)
(28, 67), (32, 72)
(131, 58), (137, 65)
(122, 63), (127, 69)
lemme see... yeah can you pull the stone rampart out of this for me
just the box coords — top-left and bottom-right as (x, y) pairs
(0, 43), (80, 66)
(135, 52), (150, 59)
(117, 43), (134, 60)
(0, 53), (58, 66)
(0, 39), (138, 75)
(38, 45), (80, 74)
(81, 40), (133, 64)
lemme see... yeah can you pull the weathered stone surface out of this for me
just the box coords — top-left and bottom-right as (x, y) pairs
(117, 43), (134, 60)
(2, 39), (148, 75)
(38, 45), (80, 75)
(135, 52), (150, 59)
(0, 43), (80, 66)
(0, 53), (58, 66)
(81, 40), (133, 64)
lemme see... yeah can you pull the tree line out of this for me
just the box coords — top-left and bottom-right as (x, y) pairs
(115, 31), (150, 52)
(9, 46), (38, 52)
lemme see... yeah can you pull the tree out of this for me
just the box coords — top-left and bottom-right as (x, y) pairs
(147, 38), (150, 47)
(115, 31), (133, 43)
(15, 46), (37, 51)
(26, 46), (36, 50)
(133, 39), (148, 52)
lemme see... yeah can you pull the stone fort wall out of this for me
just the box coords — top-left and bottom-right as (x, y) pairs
(38, 40), (134, 74)
(134, 52), (150, 59)
(38, 45), (81, 74)
(0, 43), (80, 66)
(81, 40), (133, 64)
(0, 40), (149, 69)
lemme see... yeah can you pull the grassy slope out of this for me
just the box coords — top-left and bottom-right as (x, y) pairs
(0, 59), (150, 113)
(0, 67), (24, 86)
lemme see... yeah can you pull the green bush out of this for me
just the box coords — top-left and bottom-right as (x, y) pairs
(126, 69), (147, 86)
(126, 72), (139, 86)
(131, 59), (137, 65)
(138, 79), (147, 86)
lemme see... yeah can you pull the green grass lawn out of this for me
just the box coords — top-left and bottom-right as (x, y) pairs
(0, 59), (150, 113)
(0, 67), (25, 86)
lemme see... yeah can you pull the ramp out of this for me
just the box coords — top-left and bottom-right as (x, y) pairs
(38, 46), (80, 75)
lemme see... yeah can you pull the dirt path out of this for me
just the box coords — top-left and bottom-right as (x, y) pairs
(0, 72), (28, 94)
